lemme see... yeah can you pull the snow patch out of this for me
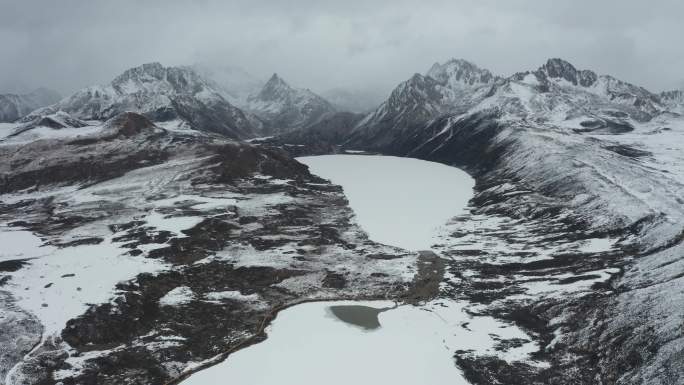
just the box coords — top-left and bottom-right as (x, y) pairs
(159, 286), (195, 307)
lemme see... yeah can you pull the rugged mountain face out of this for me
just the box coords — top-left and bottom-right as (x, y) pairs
(246, 74), (336, 135)
(0, 88), (61, 122)
(347, 59), (500, 153)
(24, 63), (257, 139)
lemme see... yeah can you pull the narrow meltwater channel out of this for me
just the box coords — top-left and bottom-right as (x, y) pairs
(181, 155), (535, 385)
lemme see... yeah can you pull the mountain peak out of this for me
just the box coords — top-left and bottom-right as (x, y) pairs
(266, 73), (287, 86)
(426, 58), (497, 88)
(537, 58), (598, 87)
(114, 62), (166, 80)
(256, 73), (294, 102)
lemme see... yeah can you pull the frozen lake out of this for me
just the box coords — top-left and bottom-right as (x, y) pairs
(298, 155), (475, 251)
(181, 300), (538, 385)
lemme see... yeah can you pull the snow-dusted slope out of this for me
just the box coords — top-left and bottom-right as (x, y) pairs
(25, 63), (257, 139)
(341, 57), (684, 385)
(246, 74), (336, 134)
(0, 112), (418, 384)
(0, 88), (61, 122)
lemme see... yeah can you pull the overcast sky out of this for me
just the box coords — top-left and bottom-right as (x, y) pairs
(2, 0), (684, 97)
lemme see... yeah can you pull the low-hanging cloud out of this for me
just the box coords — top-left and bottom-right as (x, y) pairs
(1, 0), (683, 96)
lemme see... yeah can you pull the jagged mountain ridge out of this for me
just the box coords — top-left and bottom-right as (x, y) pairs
(347, 57), (675, 152)
(24, 63), (258, 139)
(246, 73), (336, 135)
(0, 88), (61, 122)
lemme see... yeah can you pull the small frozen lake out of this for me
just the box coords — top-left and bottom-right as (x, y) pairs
(182, 300), (537, 385)
(298, 155), (475, 251)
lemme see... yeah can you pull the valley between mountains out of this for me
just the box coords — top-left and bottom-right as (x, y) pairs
(1, 57), (684, 385)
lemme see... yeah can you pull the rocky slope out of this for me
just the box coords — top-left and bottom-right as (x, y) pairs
(246, 74), (336, 135)
(24, 63), (257, 139)
(0, 111), (427, 384)
(268, 58), (684, 385)
(0, 88), (61, 122)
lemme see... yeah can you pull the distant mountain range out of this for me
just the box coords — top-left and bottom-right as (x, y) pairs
(12, 63), (343, 139)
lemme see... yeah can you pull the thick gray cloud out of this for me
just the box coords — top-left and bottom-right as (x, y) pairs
(1, 0), (683, 96)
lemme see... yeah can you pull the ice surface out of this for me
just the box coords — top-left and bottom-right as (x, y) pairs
(181, 300), (540, 385)
(297, 155), (475, 251)
(0, 227), (54, 262)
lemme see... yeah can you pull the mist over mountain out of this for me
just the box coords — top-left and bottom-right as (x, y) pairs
(0, 88), (61, 122)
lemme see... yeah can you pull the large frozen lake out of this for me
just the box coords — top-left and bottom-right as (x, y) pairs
(298, 155), (475, 251)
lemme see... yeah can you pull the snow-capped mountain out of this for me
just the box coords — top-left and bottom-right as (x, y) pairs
(348, 59), (500, 153)
(513, 58), (664, 120)
(25, 63), (257, 139)
(0, 88), (61, 122)
(348, 58), (672, 152)
(246, 74), (336, 134)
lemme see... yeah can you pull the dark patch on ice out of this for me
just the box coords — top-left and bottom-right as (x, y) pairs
(328, 305), (391, 330)
(0, 259), (29, 272)
(52, 237), (105, 248)
(366, 253), (404, 260)
(604, 145), (652, 158)
(556, 274), (603, 284)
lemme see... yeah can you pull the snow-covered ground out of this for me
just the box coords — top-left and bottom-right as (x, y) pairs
(0, 225), (169, 337)
(297, 155), (474, 251)
(181, 300), (540, 385)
